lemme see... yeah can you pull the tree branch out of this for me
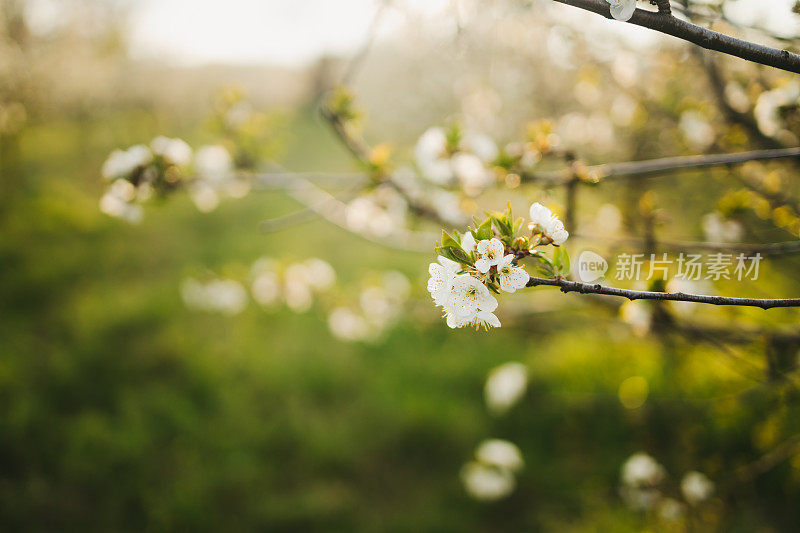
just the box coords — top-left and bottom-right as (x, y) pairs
(526, 276), (800, 309)
(551, 0), (800, 74)
(525, 147), (800, 184)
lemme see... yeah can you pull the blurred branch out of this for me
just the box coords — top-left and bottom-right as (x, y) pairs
(736, 434), (800, 483)
(574, 232), (800, 255)
(319, 105), (460, 226)
(526, 276), (800, 309)
(259, 173), (435, 252)
(552, 0), (800, 73)
(524, 147), (800, 185)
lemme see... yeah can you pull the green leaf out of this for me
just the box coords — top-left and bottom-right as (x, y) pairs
(553, 246), (570, 277)
(476, 218), (493, 240)
(441, 230), (460, 249)
(489, 213), (513, 237)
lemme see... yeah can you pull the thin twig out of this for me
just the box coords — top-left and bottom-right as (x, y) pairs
(526, 276), (800, 309)
(552, 0), (800, 73)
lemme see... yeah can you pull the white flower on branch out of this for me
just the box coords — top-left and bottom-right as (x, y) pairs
(497, 254), (530, 293)
(444, 274), (499, 325)
(461, 231), (477, 254)
(475, 238), (505, 273)
(607, 0), (636, 21)
(485, 362), (528, 415)
(427, 256), (460, 306)
(529, 202), (569, 245)
(680, 471), (714, 505)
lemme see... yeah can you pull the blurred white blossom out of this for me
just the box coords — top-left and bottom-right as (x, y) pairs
(702, 212), (743, 243)
(460, 461), (516, 502)
(181, 277), (248, 315)
(328, 307), (371, 342)
(151, 136), (192, 166)
(681, 471), (714, 505)
(485, 362), (528, 415)
(101, 145), (152, 180)
(475, 439), (524, 473)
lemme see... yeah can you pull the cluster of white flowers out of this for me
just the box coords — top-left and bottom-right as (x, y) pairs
(251, 257), (337, 313)
(528, 203), (569, 245)
(606, 0), (636, 21)
(620, 452), (714, 519)
(328, 271), (410, 342)
(428, 254), (502, 329)
(461, 439), (524, 501)
(484, 362), (528, 415)
(181, 277), (248, 316)
(428, 202), (570, 330)
(100, 137), (243, 221)
(414, 126), (498, 194)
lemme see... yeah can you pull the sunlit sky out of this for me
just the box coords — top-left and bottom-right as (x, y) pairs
(25, 0), (796, 67)
(127, 0), (452, 66)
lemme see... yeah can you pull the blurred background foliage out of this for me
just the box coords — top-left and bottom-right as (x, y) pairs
(3, 0), (800, 530)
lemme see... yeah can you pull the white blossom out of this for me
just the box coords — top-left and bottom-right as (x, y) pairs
(101, 145), (152, 180)
(529, 202), (569, 245)
(460, 461), (516, 501)
(475, 439), (524, 473)
(303, 258), (337, 291)
(445, 273), (498, 320)
(702, 212), (743, 243)
(189, 182), (220, 213)
(681, 471), (714, 505)
(621, 452), (665, 488)
(252, 271), (281, 306)
(99, 179), (143, 223)
(328, 307), (371, 342)
(607, 0), (636, 21)
(754, 80), (800, 138)
(415, 127), (453, 185)
(150, 136), (192, 166)
(462, 131), (498, 163)
(475, 238), (505, 273)
(195, 144), (234, 184)
(485, 362), (528, 415)
(496, 254), (529, 293)
(461, 231), (477, 254)
(427, 256), (460, 306)
(452, 152), (494, 191)
(472, 309), (501, 330)
(181, 278), (247, 315)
